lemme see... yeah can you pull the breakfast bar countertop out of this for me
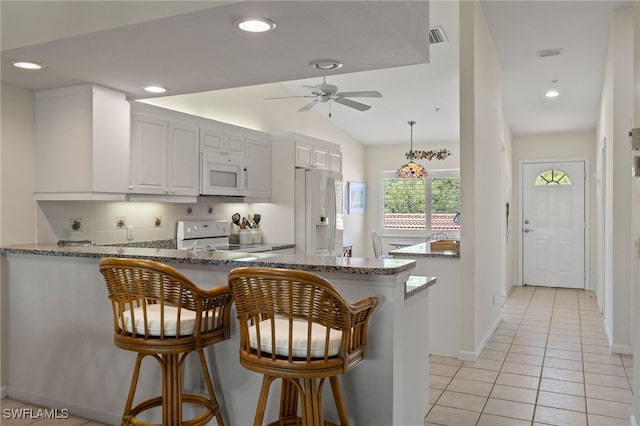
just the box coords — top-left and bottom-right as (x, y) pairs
(0, 243), (416, 275)
(389, 241), (460, 258)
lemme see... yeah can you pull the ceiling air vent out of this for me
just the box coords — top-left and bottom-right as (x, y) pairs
(537, 48), (563, 58)
(429, 26), (448, 45)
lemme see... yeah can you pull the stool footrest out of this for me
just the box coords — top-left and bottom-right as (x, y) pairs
(265, 420), (339, 426)
(126, 394), (218, 426)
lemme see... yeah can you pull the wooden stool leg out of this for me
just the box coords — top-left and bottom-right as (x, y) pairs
(163, 353), (181, 426)
(278, 378), (300, 423)
(197, 348), (224, 426)
(122, 353), (145, 425)
(329, 376), (349, 426)
(301, 378), (323, 426)
(254, 375), (276, 426)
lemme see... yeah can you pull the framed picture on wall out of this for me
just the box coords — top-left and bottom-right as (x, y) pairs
(347, 182), (365, 214)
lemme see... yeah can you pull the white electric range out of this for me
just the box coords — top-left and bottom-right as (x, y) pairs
(176, 220), (273, 253)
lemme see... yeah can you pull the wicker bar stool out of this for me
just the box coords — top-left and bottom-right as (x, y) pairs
(227, 267), (379, 426)
(99, 257), (233, 426)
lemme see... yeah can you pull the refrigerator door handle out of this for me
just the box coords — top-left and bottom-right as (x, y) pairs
(328, 177), (336, 256)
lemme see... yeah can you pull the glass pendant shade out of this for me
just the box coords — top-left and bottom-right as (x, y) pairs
(395, 161), (427, 178)
(396, 120), (427, 178)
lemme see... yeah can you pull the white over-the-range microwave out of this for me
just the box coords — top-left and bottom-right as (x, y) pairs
(200, 151), (249, 196)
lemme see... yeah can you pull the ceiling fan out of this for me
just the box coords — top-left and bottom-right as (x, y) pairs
(265, 76), (382, 117)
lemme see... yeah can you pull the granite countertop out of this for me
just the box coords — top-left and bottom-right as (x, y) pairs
(1, 244), (416, 276)
(390, 242), (460, 258)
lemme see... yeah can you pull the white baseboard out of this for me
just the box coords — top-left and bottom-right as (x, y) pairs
(458, 315), (503, 362)
(611, 344), (633, 355)
(458, 350), (478, 362)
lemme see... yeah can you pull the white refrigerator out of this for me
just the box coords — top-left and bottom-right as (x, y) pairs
(295, 168), (344, 256)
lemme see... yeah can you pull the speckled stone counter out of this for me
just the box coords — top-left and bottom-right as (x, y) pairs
(2, 244), (429, 426)
(389, 241), (460, 258)
(1, 243), (414, 275)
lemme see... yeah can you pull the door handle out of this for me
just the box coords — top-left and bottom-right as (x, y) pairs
(524, 228), (534, 233)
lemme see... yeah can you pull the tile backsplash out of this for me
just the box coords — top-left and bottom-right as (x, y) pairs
(36, 199), (238, 245)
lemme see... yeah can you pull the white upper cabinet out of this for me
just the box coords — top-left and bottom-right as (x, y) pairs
(34, 84), (130, 200)
(200, 125), (246, 160)
(311, 145), (329, 169)
(130, 102), (199, 198)
(246, 137), (272, 199)
(329, 150), (342, 174)
(168, 122), (199, 196)
(273, 133), (342, 175)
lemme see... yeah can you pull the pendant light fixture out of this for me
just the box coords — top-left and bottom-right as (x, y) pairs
(395, 121), (427, 178)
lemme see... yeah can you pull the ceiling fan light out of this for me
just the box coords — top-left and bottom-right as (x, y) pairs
(236, 18), (276, 33)
(13, 61), (43, 70)
(309, 59), (343, 70)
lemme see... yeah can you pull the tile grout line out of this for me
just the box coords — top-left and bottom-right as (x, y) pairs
(530, 286), (556, 425)
(473, 285), (535, 426)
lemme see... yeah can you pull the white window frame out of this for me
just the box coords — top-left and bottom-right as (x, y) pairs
(378, 169), (460, 237)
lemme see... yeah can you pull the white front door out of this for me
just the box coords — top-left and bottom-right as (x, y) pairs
(521, 160), (586, 288)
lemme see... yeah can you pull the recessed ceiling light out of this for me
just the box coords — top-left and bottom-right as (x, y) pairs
(309, 59), (343, 71)
(545, 90), (559, 98)
(235, 18), (276, 33)
(144, 86), (167, 94)
(13, 61), (43, 70)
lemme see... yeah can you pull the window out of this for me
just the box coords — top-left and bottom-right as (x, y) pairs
(535, 169), (572, 186)
(380, 169), (460, 234)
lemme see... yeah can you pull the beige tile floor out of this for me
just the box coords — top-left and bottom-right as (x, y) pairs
(426, 285), (633, 426)
(1, 286), (633, 425)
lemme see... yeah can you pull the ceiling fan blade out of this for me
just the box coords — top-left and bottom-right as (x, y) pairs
(264, 95), (314, 100)
(333, 97), (371, 111)
(335, 91), (383, 98)
(298, 99), (319, 112)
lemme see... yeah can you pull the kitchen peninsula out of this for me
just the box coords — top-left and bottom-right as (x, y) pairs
(2, 244), (432, 426)
(390, 242), (461, 358)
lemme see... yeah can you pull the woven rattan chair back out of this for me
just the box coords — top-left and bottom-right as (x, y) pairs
(99, 257), (233, 426)
(228, 266), (379, 426)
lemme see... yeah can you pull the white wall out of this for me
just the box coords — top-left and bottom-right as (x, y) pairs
(142, 83), (368, 255)
(596, 7), (634, 355)
(0, 84), (37, 391)
(458, 1), (511, 360)
(630, 2), (640, 423)
(511, 132), (597, 290)
(1, 85), (36, 244)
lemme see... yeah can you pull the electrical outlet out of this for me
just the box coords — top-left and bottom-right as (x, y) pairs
(127, 225), (134, 240)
